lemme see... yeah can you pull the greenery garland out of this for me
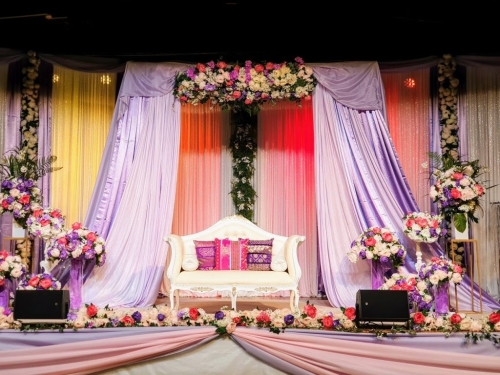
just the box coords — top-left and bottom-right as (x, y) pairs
(20, 50), (41, 157)
(229, 110), (257, 221)
(437, 54), (459, 161)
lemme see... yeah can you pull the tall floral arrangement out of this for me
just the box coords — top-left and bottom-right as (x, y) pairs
(402, 211), (443, 243)
(347, 226), (407, 268)
(18, 272), (61, 290)
(44, 222), (106, 266)
(428, 153), (490, 232)
(174, 57), (316, 115)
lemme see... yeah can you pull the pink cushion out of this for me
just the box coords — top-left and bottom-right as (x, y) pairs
(194, 240), (216, 270)
(215, 238), (248, 270)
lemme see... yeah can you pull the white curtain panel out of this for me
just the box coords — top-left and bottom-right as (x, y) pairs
(462, 67), (500, 300)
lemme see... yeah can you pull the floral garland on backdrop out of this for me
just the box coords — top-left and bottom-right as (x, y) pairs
(437, 54), (459, 161)
(174, 57), (316, 220)
(20, 50), (41, 156)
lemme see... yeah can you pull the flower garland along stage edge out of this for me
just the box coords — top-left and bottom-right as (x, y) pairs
(174, 57), (316, 219)
(2, 302), (500, 345)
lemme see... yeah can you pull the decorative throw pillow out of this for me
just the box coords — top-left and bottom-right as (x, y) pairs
(194, 240), (216, 270)
(244, 238), (274, 271)
(215, 238), (248, 270)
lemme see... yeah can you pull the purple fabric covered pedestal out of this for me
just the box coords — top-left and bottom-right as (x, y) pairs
(0, 278), (11, 309)
(69, 257), (84, 319)
(433, 282), (449, 315)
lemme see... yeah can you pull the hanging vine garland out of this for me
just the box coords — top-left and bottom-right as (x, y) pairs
(437, 54), (459, 161)
(229, 110), (257, 221)
(174, 57), (316, 219)
(20, 50), (41, 157)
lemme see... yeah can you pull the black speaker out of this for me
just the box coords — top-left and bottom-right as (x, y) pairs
(13, 290), (69, 323)
(356, 290), (410, 327)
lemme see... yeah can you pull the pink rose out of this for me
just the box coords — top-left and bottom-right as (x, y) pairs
(365, 237), (376, 247)
(382, 233), (393, 242)
(265, 62), (274, 70)
(413, 312), (425, 325)
(189, 308), (199, 320)
(86, 232), (97, 242)
(39, 278), (53, 289)
(244, 99), (252, 105)
(303, 304), (317, 318)
(28, 276), (40, 287)
(405, 219), (415, 228)
(322, 315), (334, 328)
(415, 218), (428, 228)
(32, 209), (43, 218)
(232, 91), (241, 99)
(216, 61), (227, 69)
(475, 184), (485, 196)
(452, 172), (464, 181)
(372, 227), (381, 234)
(451, 188), (461, 199)
(121, 315), (135, 326)
(196, 63), (206, 73)
(256, 311), (271, 324)
(87, 304), (98, 317)
(72, 222), (82, 230)
(254, 64), (264, 73)
(429, 219), (439, 228)
(19, 195), (30, 204)
(489, 312), (500, 324)
(344, 307), (356, 320)
(450, 313), (462, 324)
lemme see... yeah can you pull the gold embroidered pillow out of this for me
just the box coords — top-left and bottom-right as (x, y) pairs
(244, 238), (273, 271)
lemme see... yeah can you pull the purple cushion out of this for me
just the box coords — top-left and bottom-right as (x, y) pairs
(194, 240), (216, 270)
(243, 238), (273, 271)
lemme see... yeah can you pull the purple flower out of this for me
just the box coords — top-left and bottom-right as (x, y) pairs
(396, 248), (405, 258)
(214, 311), (225, 320)
(3, 307), (12, 316)
(295, 57), (304, 65)
(157, 313), (165, 322)
(177, 311), (186, 319)
(204, 84), (216, 92)
(207, 61), (215, 69)
(110, 318), (120, 327)
(284, 314), (294, 325)
(131, 311), (142, 322)
(359, 250), (367, 259)
(380, 255), (390, 264)
(1, 180), (13, 189)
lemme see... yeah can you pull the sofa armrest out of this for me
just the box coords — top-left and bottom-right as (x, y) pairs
(164, 234), (185, 280)
(283, 235), (306, 283)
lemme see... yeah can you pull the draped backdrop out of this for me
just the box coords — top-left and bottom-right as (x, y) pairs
(0, 50), (499, 310)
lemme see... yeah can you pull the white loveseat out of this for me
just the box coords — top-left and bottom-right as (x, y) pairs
(164, 215), (306, 311)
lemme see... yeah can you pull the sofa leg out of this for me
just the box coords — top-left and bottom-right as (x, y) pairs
(231, 286), (237, 310)
(170, 289), (180, 310)
(290, 289), (300, 312)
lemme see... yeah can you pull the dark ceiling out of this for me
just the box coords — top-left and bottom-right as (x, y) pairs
(0, 2), (498, 64)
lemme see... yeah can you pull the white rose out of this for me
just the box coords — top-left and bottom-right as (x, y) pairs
(459, 318), (472, 331)
(417, 281), (427, 291)
(9, 189), (20, 198)
(10, 267), (23, 278)
(0, 262), (9, 271)
(50, 249), (60, 258)
(470, 320), (483, 332)
(451, 273), (462, 284)
(385, 278), (396, 288)
(494, 322), (500, 332)
(342, 319), (354, 329)
(72, 248), (82, 258)
(365, 251), (374, 260)
(94, 244), (103, 255)
(429, 274), (440, 285)
(347, 252), (358, 263)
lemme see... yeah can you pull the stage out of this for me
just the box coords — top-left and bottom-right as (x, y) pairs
(1, 297), (499, 375)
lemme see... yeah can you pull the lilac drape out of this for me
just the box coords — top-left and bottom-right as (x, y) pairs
(81, 62), (190, 307)
(311, 62), (500, 310)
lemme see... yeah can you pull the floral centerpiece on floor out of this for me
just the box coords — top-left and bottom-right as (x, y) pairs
(428, 153), (492, 233)
(402, 211), (443, 243)
(347, 226), (407, 268)
(174, 57), (317, 115)
(44, 222), (106, 266)
(379, 272), (433, 312)
(418, 256), (464, 287)
(26, 206), (65, 240)
(18, 272), (61, 290)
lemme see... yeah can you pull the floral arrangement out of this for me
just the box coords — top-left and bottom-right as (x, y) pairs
(379, 272), (433, 312)
(18, 272), (61, 290)
(402, 211), (443, 243)
(174, 57), (317, 115)
(437, 54), (459, 161)
(44, 222), (106, 266)
(428, 153), (489, 232)
(418, 256), (464, 286)
(0, 175), (42, 228)
(229, 111), (257, 221)
(347, 227), (407, 268)
(0, 250), (27, 283)
(26, 206), (65, 240)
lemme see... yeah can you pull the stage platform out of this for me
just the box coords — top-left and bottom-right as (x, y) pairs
(1, 297), (499, 375)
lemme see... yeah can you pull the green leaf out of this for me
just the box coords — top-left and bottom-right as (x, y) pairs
(453, 213), (467, 233)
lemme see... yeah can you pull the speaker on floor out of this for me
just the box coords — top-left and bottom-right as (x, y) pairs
(13, 290), (69, 323)
(355, 289), (410, 328)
